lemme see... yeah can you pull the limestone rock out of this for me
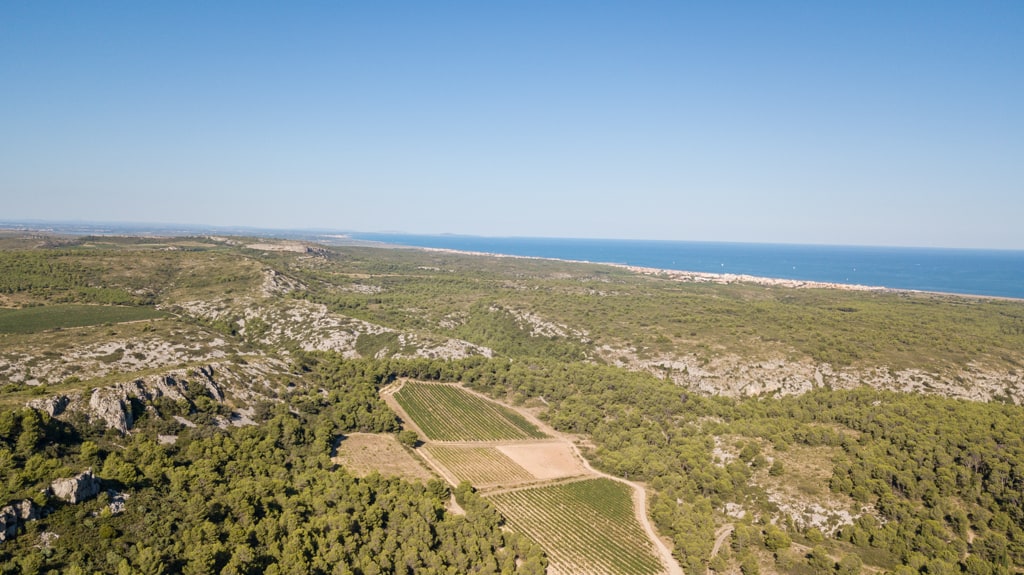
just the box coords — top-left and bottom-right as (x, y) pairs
(11, 500), (38, 522)
(65, 367), (222, 433)
(38, 531), (59, 548)
(49, 469), (101, 504)
(0, 499), (38, 542)
(106, 490), (129, 515)
(88, 388), (131, 434)
(26, 395), (70, 417)
(0, 508), (17, 543)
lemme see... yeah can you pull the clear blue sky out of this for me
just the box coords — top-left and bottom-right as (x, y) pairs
(2, 2), (1022, 248)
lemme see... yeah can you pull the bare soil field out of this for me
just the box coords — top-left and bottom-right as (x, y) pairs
(497, 442), (588, 480)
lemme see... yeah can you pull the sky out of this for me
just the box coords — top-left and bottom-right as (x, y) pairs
(2, 2), (1022, 249)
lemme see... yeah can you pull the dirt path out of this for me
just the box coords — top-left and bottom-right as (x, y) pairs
(707, 524), (734, 573)
(558, 427), (686, 575)
(710, 524), (734, 557)
(455, 384), (684, 575)
(380, 381), (459, 484)
(382, 380), (685, 575)
(380, 379), (419, 432)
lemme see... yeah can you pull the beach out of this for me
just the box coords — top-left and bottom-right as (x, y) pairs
(407, 245), (1024, 303)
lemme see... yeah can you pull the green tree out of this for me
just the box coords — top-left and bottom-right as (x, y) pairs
(397, 430), (419, 447)
(807, 546), (834, 575)
(837, 554), (862, 575)
(763, 524), (791, 552)
(739, 553), (760, 575)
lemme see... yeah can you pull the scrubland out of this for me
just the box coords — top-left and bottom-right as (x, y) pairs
(1, 232), (1022, 574)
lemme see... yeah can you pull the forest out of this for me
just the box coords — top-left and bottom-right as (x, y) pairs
(343, 356), (1024, 575)
(0, 357), (546, 574)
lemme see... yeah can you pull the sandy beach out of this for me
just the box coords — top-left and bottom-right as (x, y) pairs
(409, 245), (1024, 302)
(385, 243), (1024, 302)
(415, 246), (895, 293)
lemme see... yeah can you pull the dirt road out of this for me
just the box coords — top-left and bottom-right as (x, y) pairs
(382, 380), (685, 575)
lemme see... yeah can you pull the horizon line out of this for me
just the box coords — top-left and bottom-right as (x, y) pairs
(1, 218), (1023, 253)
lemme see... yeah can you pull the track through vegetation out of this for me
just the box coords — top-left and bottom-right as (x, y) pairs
(5, 235), (1023, 574)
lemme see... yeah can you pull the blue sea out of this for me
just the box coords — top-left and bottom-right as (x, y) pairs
(350, 234), (1024, 300)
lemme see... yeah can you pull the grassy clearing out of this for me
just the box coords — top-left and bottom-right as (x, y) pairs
(0, 304), (165, 334)
(394, 382), (547, 441)
(333, 433), (436, 483)
(425, 445), (535, 485)
(489, 478), (665, 575)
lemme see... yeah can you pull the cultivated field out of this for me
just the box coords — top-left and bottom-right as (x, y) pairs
(0, 304), (165, 334)
(496, 442), (589, 480)
(423, 445), (534, 486)
(489, 478), (666, 575)
(387, 380), (676, 575)
(393, 381), (547, 441)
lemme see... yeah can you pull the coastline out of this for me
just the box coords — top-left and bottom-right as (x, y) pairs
(412, 246), (1024, 302)
(413, 246), (890, 292)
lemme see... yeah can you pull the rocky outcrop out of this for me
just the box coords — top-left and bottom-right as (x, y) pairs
(67, 368), (223, 434)
(3, 473), (104, 544)
(604, 346), (1024, 405)
(181, 296), (494, 361)
(107, 490), (129, 515)
(261, 268), (306, 296)
(0, 500), (39, 542)
(26, 394), (70, 417)
(22, 357), (288, 435)
(88, 388), (133, 434)
(49, 469), (101, 504)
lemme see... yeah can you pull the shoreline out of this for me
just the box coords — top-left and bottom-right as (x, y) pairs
(411, 246), (1024, 302)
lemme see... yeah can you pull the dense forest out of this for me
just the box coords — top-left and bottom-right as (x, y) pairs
(2, 350), (1022, 574)
(0, 357), (546, 574)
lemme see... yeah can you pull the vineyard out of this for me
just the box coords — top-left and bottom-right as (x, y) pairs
(488, 478), (666, 575)
(424, 445), (535, 486)
(0, 304), (165, 334)
(393, 382), (547, 441)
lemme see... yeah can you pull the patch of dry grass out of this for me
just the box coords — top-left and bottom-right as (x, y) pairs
(332, 432), (437, 483)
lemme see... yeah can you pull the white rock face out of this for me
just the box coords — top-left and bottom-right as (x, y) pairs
(88, 388), (132, 434)
(181, 296), (494, 360)
(49, 469), (101, 504)
(73, 367), (222, 434)
(261, 268), (306, 296)
(602, 345), (1024, 404)
(26, 395), (70, 417)
(0, 500), (39, 542)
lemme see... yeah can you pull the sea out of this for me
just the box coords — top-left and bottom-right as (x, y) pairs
(350, 234), (1024, 300)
